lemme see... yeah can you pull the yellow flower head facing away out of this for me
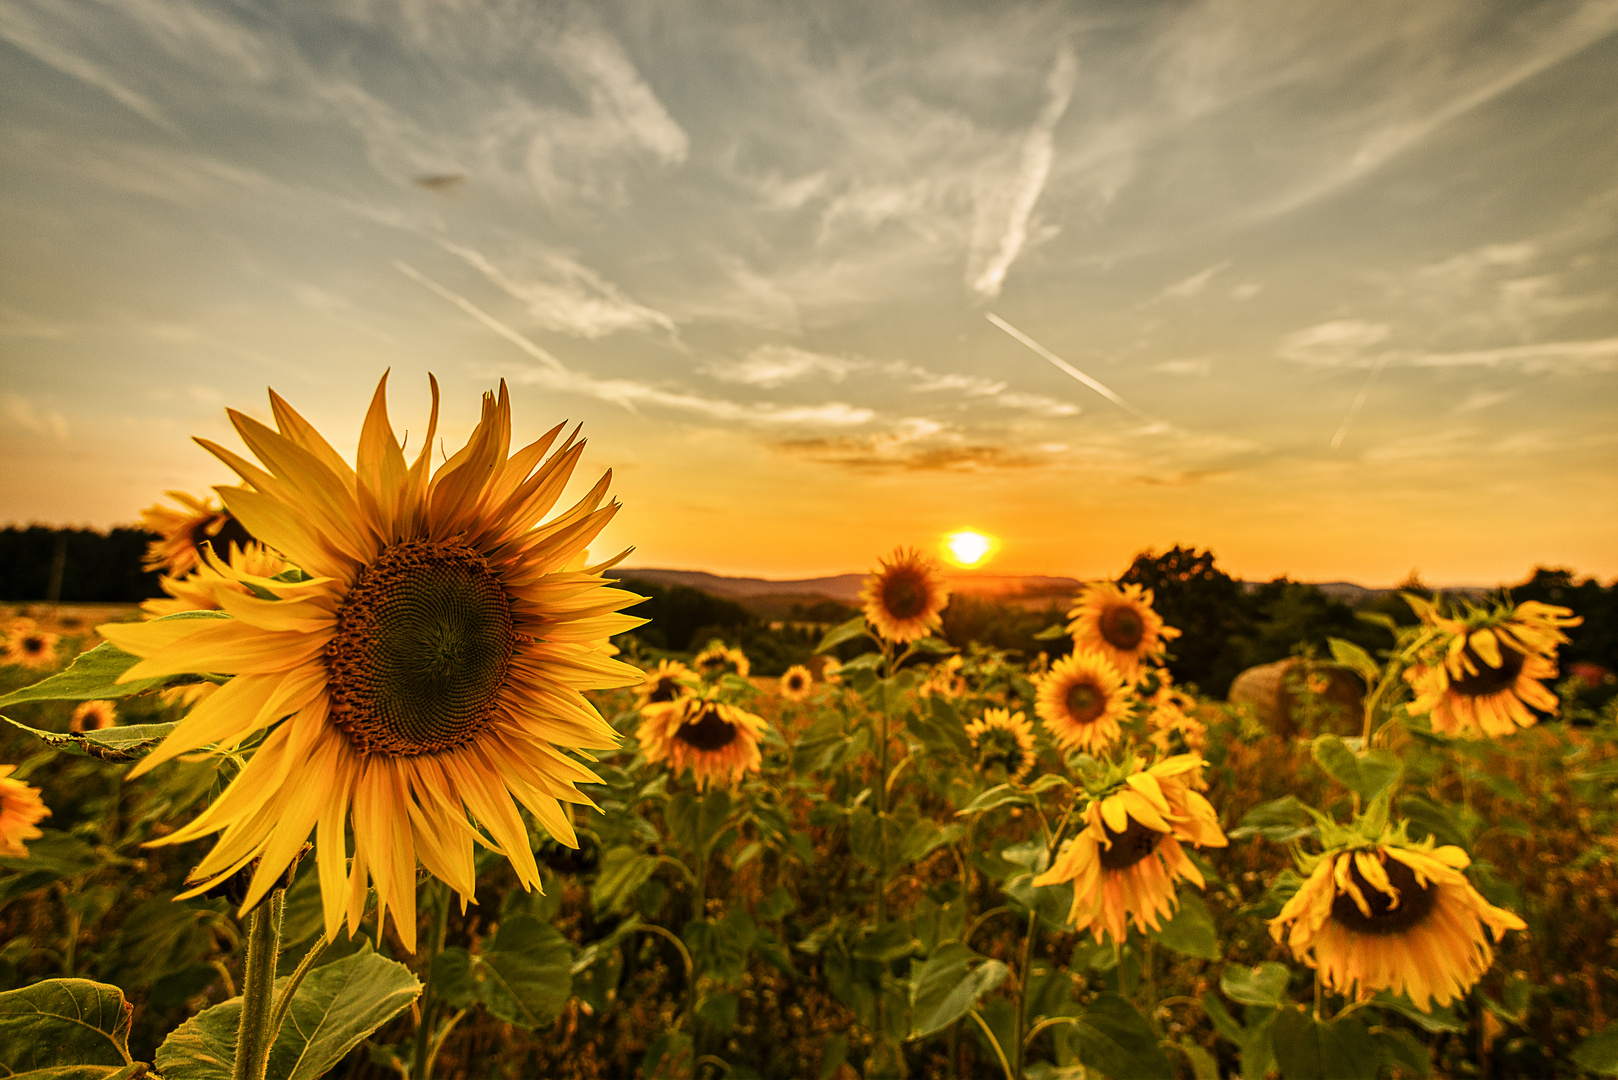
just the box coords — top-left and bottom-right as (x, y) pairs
(142, 541), (291, 619)
(693, 644), (751, 680)
(639, 696), (769, 789)
(636, 659), (699, 710)
(140, 490), (258, 578)
(4, 627), (59, 669)
(920, 654), (966, 700)
(0, 764), (50, 859)
(1035, 650), (1132, 756)
(1066, 582), (1179, 684)
(779, 664), (813, 702)
(860, 546), (949, 644)
(98, 375), (647, 952)
(1268, 840), (1526, 1011)
(1034, 754), (1226, 944)
(1404, 601), (1579, 739)
(964, 707), (1036, 784)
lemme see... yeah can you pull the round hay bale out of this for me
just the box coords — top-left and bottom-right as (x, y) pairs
(1227, 658), (1364, 739)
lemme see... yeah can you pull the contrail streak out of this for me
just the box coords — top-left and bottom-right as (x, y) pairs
(1330, 354), (1389, 450)
(985, 313), (1152, 422)
(394, 260), (568, 373)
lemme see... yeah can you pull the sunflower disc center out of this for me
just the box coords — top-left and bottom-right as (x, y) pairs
(647, 678), (682, 704)
(676, 705), (738, 752)
(1449, 644), (1526, 698)
(1066, 682), (1106, 724)
(1098, 817), (1163, 870)
(882, 570), (930, 620)
(1330, 855), (1438, 935)
(326, 540), (515, 756)
(1100, 605), (1146, 650)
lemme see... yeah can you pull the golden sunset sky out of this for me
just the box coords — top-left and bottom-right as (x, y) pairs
(2, 1), (1615, 585)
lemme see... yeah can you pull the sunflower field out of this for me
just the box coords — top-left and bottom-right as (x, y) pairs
(1, 378), (1616, 1080)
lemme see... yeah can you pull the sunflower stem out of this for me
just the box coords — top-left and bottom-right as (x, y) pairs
(232, 888), (285, 1080)
(1012, 909), (1037, 1079)
(264, 935), (328, 1061)
(412, 881), (451, 1080)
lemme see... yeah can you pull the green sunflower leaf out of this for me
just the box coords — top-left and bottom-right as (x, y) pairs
(0, 613), (227, 709)
(814, 616), (870, 654)
(155, 946), (420, 1080)
(0, 715), (181, 763)
(1572, 1023), (1618, 1076)
(1068, 993), (1174, 1080)
(1149, 891), (1221, 960)
(907, 942), (1008, 1039)
(1220, 962), (1292, 1008)
(1311, 734), (1401, 801)
(1327, 638), (1380, 686)
(432, 918), (572, 1031)
(1271, 1008), (1379, 1080)
(0, 979), (134, 1074)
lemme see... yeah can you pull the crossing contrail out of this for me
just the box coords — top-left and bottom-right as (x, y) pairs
(1330, 354), (1390, 450)
(985, 313), (1154, 423)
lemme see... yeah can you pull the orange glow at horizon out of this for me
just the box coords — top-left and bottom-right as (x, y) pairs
(942, 529), (997, 568)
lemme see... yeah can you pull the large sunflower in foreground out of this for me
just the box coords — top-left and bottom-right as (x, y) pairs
(964, 708), (1036, 784)
(1404, 600), (1580, 739)
(1035, 650), (1132, 755)
(860, 547), (949, 644)
(639, 695), (768, 789)
(1034, 755), (1226, 944)
(99, 376), (645, 951)
(0, 765), (50, 858)
(1066, 582), (1179, 683)
(140, 490), (258, 577)
(1269, 836), (1526, 1010)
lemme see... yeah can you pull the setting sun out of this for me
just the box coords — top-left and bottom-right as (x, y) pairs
(943, 529), (997, 568)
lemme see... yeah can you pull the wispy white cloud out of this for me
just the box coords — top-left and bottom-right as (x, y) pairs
(441, 242), (676, 340)
(1, 393), (68, 441)
(1453, 388), (1516, 414)
(702, 345), (857, 388)
(1153, 358), (1213, 377)
(968, 50), (1077, 297)
(1277, 320), (1393, 366)
(0, 2), (178, 131)
(1155, 261), (1232, 301)
(1409, 336), (1618, 373)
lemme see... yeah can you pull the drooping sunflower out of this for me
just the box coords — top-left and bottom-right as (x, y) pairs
(636, 659), (699, 712)
(98, 375), (646, 951)
(693, 643), (751, 680)
(1034, 755), (1226, 944)
(964, 708), (1036, 784)
(639, 694), (769, 789)
(1404, 600), (1581, 739)
(1269, 837), (1527, 1011)
(140, 490), (258, 578)
(4, 627), (59, 669)
(779, 664), (813, 702)
(1145, 678), (1207, 758)
(1035, 650), (1132, 755)
(860, 546), (949, 644)
(1066, 582), (1179, 684)
(70, 700), (117, 733)
(143, 542), (290, 619)
(0, 764), (50, 858)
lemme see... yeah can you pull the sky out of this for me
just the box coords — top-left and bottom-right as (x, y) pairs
(1, 0), (1615, 586)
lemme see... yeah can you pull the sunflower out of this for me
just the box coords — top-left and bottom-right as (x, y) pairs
(143, 542), (291, 619)
(70, 700), (118, 733)
(98, 375), (646, 951)
(1405, 601), (1581, 739)
(860, 547), (949, 644)
(639, 695), (769, 789)
(964, 708), (1036, 784)
(779, 664), (813, 702)
(141, 490), (258, 578)
(1034, 755), (1225, 944)
(1066, 582), (1179, 683)
(919, 654), (965, 700)
(1145, 680), (1207, 758)
(1035, 650), (1132, 755)
(5, 627), (59, 669)
(636, 659), (699, 711)
(0, 765), (50, 858)
(693, 643), (750, 680)
(1269, 837), (1526, 1011)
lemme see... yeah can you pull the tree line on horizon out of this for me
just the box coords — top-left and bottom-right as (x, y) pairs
(2, 527), (1612, 701)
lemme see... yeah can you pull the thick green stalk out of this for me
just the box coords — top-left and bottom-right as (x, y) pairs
(232, 889), (285, 1080)
(1012, 910), (1037, 1079)
(412, 883), (451, 1080)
